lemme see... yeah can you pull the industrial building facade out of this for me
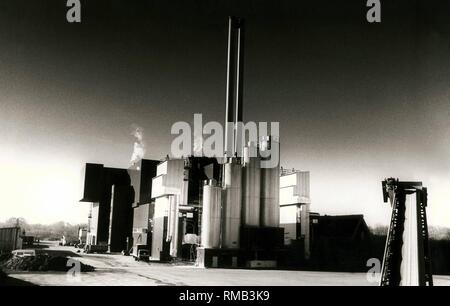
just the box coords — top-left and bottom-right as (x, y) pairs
(80, 163), (134, 252)
(79, 156), (313, 266)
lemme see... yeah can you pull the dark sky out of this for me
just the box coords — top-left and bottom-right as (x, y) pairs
(0, 0), (449, 225)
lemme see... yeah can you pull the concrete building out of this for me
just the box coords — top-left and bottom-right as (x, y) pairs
(150, 158), (186, 260)
(308, 214), (372, 272)
(79, 157), (217, 259)
(149, 157), (219, 261)
(279, 170), (311, 259)
(128, 159), (159, 251)
(80, 163), (133, 252)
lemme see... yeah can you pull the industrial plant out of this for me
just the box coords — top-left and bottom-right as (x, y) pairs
(77, 17), (314, 268)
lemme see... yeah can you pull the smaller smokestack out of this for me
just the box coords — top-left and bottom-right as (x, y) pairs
(234, 18), (245, 160)
(224, 17), (236, 158)
(235, 18), (244, 125)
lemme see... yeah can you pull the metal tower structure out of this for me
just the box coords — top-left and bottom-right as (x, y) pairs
(380, 178), (433, 286)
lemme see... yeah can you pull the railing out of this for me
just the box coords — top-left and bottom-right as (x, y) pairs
(280, 167), (299, 176)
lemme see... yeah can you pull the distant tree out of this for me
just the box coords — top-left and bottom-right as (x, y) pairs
(429, 226), (450, 240)
(1, 217), (86, 241)
(0, 217), (30, 231)
(370, 225), (388, 236)
(370, 225), (450, 241)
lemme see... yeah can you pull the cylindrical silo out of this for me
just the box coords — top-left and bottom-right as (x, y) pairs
(221, 161), (242, 248)
(260, 136), (280, 227)
(260, 167), (280, 227)
(201, 180), (222, 248)
(242, 144), (261, 226)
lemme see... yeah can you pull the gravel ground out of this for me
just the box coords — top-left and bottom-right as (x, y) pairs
(3, 244), (450, 286)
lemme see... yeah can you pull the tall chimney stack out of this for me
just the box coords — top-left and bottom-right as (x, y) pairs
(224, 16), (245, 160)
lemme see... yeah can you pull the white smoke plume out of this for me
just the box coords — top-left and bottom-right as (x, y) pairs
(193, 134), (204, 157)
(130, 125), (146, 164)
